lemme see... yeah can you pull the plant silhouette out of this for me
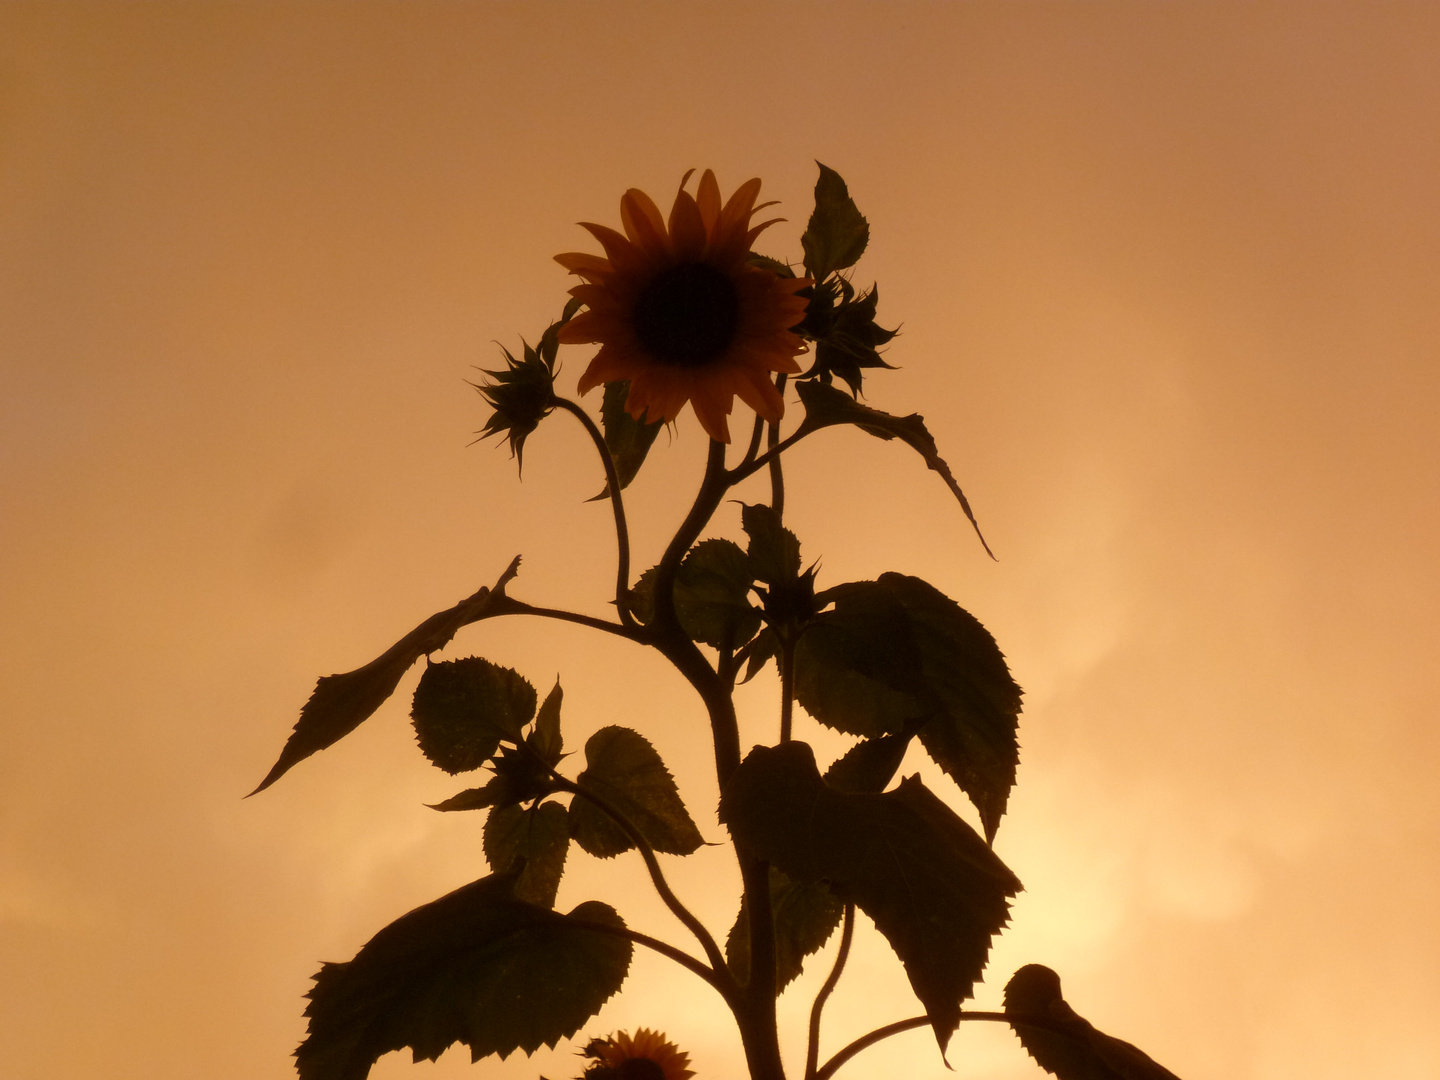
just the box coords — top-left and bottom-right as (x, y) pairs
(252, 164), (1183, 1080)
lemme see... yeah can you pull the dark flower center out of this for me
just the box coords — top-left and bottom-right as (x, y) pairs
(632, 262), (740, 368)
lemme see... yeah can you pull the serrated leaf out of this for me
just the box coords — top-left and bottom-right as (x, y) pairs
(801, 163), (870, 281)
(569, 726), (704, 858)
(822, 730), (916, 794)
(793, 380), (993, 558)
(591, 380), (664, 499)
(795, 573), (1021, 840)
(675, 539), (760, 649)
(725, 867), (844, 990)
(628, 542), (760, 650)
(738, 627), (781, 684)
(483, 802), (570, 908)
(531, 680), (564, 766)
(411, 658), (537, 775)
(719, 742), (1021, 1053)
(741, 503), (801, 586)
(295, 874), (631, 1080)
(429, 776), (510, 812)
(250, 565), (519, 795)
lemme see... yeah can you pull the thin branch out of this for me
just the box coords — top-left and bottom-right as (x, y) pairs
(804, 903), (855, 1080)
(558, 915), (735, 1003)
(486, 596), (648, 644)
(778, 638), (796, 744)
(814, 1017), (929, 1080)
(739, 410), (767, 470)
(552, 397), (636, 627)
(815, 1010), (1076, 1080)
(550, 772), (733, 985)
(727, 425), (812, 484)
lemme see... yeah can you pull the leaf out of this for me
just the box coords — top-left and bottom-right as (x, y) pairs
(794, 573), (1022, 840)
(628, 541), (760, 650)
(590, 380), (664, 499)
(794, 379), (993, 558)
(428, 777), (510, 813)
(738, 626), (780, 684)
(719, 742), (1021, 1053)
(740, 503), (801, 586)
(725, 867), (844, 990)
(801, 162), (870, 281)
(531, 680), (564, 766)
(411, 658), (537, 775)
(250, 559), (521, 795)
(822, 730), (915, 794)
(483, 802), (571, 908)
(569, 726), (704, 858)
(675, 539), (760, 649)
(295, 874), (631, 1080)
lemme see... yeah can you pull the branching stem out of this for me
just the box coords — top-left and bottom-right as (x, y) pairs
(560, 915), (733, 1002)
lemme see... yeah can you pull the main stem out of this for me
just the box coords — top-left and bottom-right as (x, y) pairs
(650, 439), (785, 1080)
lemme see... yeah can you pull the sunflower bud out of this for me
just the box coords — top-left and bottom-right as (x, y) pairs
(473, 337), (557, 471)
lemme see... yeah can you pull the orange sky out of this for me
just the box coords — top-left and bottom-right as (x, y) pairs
(2, 4), (1438, 1079)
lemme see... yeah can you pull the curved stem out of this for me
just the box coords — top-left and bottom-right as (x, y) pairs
(559, 915), (736, 1004)
(804, 903), (855, 1080)
(552, 773), (733, 985)
(740, 411), (767, 470)
(778, 637), (796, 744)
(767, 374), (789, 515)
(553, 397), (635, 627)
(727, 425), (812, 485)
(815, 1010), (1064, 1080)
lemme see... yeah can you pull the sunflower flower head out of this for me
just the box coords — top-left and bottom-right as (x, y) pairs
(555, 170), (811, 443)
(576, 1028), (696, 1080)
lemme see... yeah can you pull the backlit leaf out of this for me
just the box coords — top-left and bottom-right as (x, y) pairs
(295, 874), (631, 1080)
(725, 866), (843, 990)
(591, 380), (664, 499)
(483, 802), (570, 908)
(794, 379), (993, 557)
(740, 503), (801, 586)
(801, 163), (870, 281)
(411, 658), (537, 775)
(569, 726), (704, 858)
(250, 563), (520, 795)
(719, 742), (1021, 1052)
(795, 574), (1021, 840)
(822, 729), (916, 794)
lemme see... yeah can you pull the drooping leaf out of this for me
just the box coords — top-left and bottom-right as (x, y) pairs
(725, 866), (844, 991)
(794, 573), (1021, 840)
(483, 802), (570, 908)
(569, 726), (704, 858)
(822, 729), (916, 794)
(428, 777), (510, 813)
(411, 658), (537, 775)
(531, 680), (564, 766)
(295, 874), (631, 1080)
(737, 627), (781, 684)
(793, 379), (993, 558)
(719, 742), (1021, 1053)
(801, 163), (870, 281)
(741, 503), (801, 586)
(250, 560), (521, 795)
(590, 380), (664, 499)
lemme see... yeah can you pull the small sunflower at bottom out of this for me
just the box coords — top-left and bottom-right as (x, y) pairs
(573, 1027), (697, 1080)
(555, 169), (811, 444)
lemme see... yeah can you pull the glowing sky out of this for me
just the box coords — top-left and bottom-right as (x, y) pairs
(2, 4), (1438, 1079)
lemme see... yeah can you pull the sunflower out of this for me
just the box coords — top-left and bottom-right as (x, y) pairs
(555, 170), (811, 443)
(578, 1028), (696, 1080)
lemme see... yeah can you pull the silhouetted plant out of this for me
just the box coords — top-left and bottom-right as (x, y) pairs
(253, 165), (1181, 1080)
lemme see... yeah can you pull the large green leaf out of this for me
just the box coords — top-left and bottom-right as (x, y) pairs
(793, 380), (993, 557)
(295, 875), (631, 1080)
(801, 163), (870, 281)
(591, 380), (664, 499)
(725, 866), (844, 991)
(410, 658), (537, 775)
(569, 726), (704, 858)
(250, 562), (520, 795)
(794, 573), (1021, 840)
(483, 802), (571, 908)
(719, 742), (1021, 1052)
